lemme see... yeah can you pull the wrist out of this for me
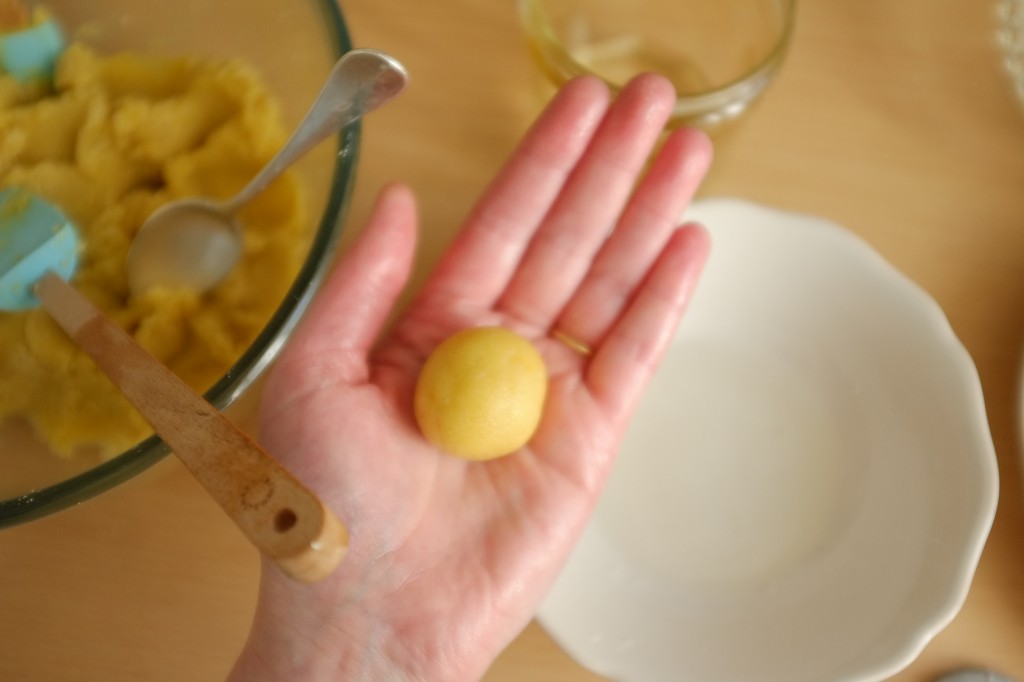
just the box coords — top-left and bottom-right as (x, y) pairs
(229, 567), (418, 682)
(230, 542), (533, 682)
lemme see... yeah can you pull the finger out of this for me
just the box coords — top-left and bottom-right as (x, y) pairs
(414, 76), (610, 311)
(586, 223), (710, 422)
(553, 127), (712, 348)
(496, 73), (676, 329)
(278, 183), (418, 384)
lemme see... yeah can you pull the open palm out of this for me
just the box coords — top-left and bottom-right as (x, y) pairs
(231, 74), (712, 682)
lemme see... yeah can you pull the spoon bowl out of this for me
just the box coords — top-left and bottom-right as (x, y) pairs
(126, 199), (244, 295)
(126, 48), (408, 296)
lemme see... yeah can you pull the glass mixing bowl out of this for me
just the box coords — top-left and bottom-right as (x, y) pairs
(0, 0), (357, 526)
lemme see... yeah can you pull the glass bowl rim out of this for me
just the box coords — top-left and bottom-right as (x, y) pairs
(518, 0), (798, 118)
(0, 0), (358, 528)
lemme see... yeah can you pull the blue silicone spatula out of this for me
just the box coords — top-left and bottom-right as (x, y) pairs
(0, 188), (78, 310)
(0, 188), (346, 582)
(0, 0), (64, 85)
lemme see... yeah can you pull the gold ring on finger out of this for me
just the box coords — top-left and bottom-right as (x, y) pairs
(551, 328), (593, 357)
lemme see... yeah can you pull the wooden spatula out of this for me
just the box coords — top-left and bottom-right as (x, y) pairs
(2, 188), (345, 580)
(34, 273), (347, 581)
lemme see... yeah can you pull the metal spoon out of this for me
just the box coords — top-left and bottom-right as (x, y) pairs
(126, 48), (408, 296)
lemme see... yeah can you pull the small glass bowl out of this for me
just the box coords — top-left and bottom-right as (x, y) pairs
(0, 0), (358, 527)
(518, 0), (797, 134)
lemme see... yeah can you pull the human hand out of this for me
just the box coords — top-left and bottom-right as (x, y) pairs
(229, 73), (712, 681)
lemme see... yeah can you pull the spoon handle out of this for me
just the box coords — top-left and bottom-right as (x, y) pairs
(35, 272), (347, 583)
(223, 48), (408, 214)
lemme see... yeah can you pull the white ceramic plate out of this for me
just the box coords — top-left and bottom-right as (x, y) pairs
(538, 199), (999, 682)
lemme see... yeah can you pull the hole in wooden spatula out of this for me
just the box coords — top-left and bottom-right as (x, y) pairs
(274, 508), (298, 533)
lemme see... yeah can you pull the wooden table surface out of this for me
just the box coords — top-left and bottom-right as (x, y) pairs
(4, 0), (1024, 679)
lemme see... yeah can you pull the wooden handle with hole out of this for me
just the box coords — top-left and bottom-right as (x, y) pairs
(35, 273), (347, 582)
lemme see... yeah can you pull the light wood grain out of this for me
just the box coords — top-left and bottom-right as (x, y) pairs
(2, 0), (1024, 680)
(34, 273), (347, 584)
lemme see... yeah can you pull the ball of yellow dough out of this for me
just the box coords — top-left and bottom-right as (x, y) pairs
(414, 326), (548, 461)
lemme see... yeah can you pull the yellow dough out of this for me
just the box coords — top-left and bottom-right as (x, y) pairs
(414, 327), (548, 461)
(0, 44), (307, 458)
